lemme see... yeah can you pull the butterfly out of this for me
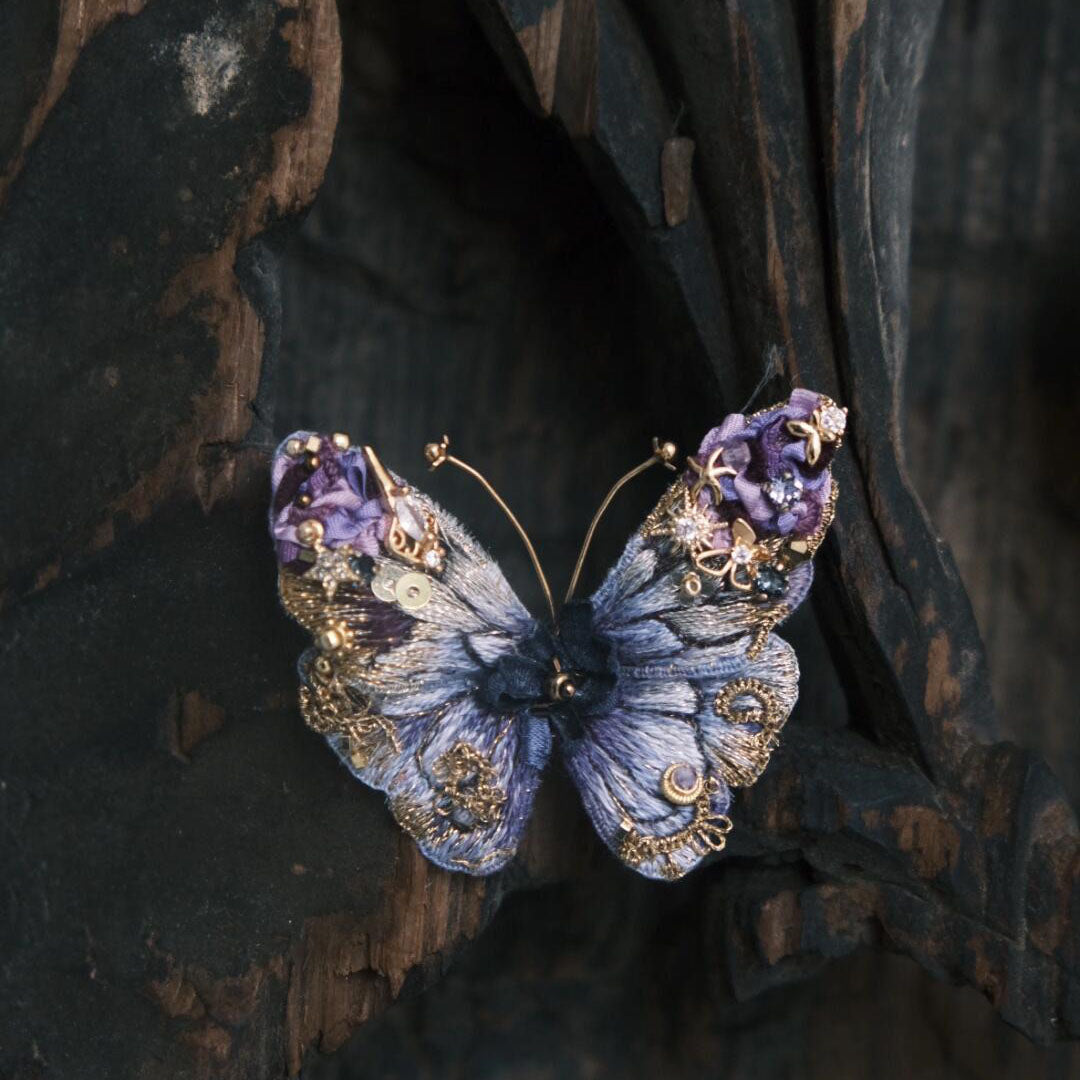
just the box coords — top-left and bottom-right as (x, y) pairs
(269, 390), (845, 881)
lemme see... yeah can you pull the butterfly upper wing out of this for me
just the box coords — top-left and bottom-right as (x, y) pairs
(560, 390), (843, 881)
(271, 433), (549, 875)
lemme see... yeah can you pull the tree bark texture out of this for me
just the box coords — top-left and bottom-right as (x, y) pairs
(1, 0), (1077, 1077)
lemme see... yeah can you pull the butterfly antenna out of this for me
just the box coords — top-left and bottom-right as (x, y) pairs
(738, 345), (783, 414)
(423, 436), (557, 625)
(563, 438), (679, 605)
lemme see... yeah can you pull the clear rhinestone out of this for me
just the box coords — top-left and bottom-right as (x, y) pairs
(730, 542), (754, 566)
(423, 548), (442, 569)
(673, 515), (700, 540)
(670, 510), (713, 553)
(819, 404), (847, 437)
(667, 501), (717, 554)
(396, 496), (427, 541)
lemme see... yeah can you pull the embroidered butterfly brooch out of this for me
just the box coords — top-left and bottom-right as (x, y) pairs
(270, 389), (845, 880)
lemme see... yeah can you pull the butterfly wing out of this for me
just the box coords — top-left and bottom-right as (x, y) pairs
(271, 433), (550, 875)
(559, 390), (843, 881)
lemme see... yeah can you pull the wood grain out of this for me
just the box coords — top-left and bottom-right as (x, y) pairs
(2, 0), (1078, 1074)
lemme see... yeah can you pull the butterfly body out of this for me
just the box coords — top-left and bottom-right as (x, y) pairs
(270, 392), (844, 880)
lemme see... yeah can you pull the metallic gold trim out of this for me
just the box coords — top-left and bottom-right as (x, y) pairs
(714, 677), (782, 727)
(425, 435), (557, 624)
(693, 517), (766, 591)
(364, 445), (446, 574)
(785, 397), (847, 467)
(711, 678), (786, 787)
(297, 676), (400, 755)
(431, 741), (507, 830)
(746, 605), (791, 660)
(564, 437), (678, 604)
(617, 777), (733, 878)
(680, 571), (702, 598)
(389, 795), (516, 873)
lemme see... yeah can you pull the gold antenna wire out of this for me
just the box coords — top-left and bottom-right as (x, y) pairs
(424, 436), (557, 625)
(563, 438), (678, 604)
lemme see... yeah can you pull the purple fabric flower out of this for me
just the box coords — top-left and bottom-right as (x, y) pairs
(270, 433), (389, 566)
(687, 389), (836, 540)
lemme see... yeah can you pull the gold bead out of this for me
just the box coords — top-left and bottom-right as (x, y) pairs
(424, 436), (449, 469)
(658, 441), (678, 462)
(316, 627), (344, 652)
(304, 435), (321, 454)
(296, 519), (324, 546)
(546, 671), (576, 701)
(305, 452), (321, 471)
(285, 437), (304, 457)
(332, 432), (351, 450)
(296, 493), (312, 508)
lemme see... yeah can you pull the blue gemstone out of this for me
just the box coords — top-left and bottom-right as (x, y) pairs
(755, 565), (788, 598)
(764, 470), (803, 509)
(671, 764), (698, 792)
(349, 554), (375, 581)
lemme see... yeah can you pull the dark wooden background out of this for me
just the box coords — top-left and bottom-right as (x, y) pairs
(1, 0), (1078, 1077)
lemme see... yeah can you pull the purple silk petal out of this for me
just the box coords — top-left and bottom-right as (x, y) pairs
(686, 390), (837, 539)
(269, 433), (392, 565)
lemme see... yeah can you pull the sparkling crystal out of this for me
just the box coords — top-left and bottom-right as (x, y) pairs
(765, 470), (803, 509)
(669, 506), (713, 553)
(396, 496), (427, 541)
(819, 403), (847, 436)
(423, 548), (442, 569)
(730, 542), (754, 566)
(674, 515), (701, 540)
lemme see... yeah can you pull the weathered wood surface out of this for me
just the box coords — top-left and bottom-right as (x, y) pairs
(465, 0), (1080, 1045)
(1, 0), (1078, 1077)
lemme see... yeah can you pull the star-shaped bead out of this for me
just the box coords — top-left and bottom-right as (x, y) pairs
(687, 446), (737, 504)
(307, 546), (361, 599)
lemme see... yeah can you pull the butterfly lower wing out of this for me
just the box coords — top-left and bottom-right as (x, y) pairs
(273, 434), (548, 875)
(562, 391), (842, 880)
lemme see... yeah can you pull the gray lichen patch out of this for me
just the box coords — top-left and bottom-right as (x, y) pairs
(178, 20), (243, 117)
